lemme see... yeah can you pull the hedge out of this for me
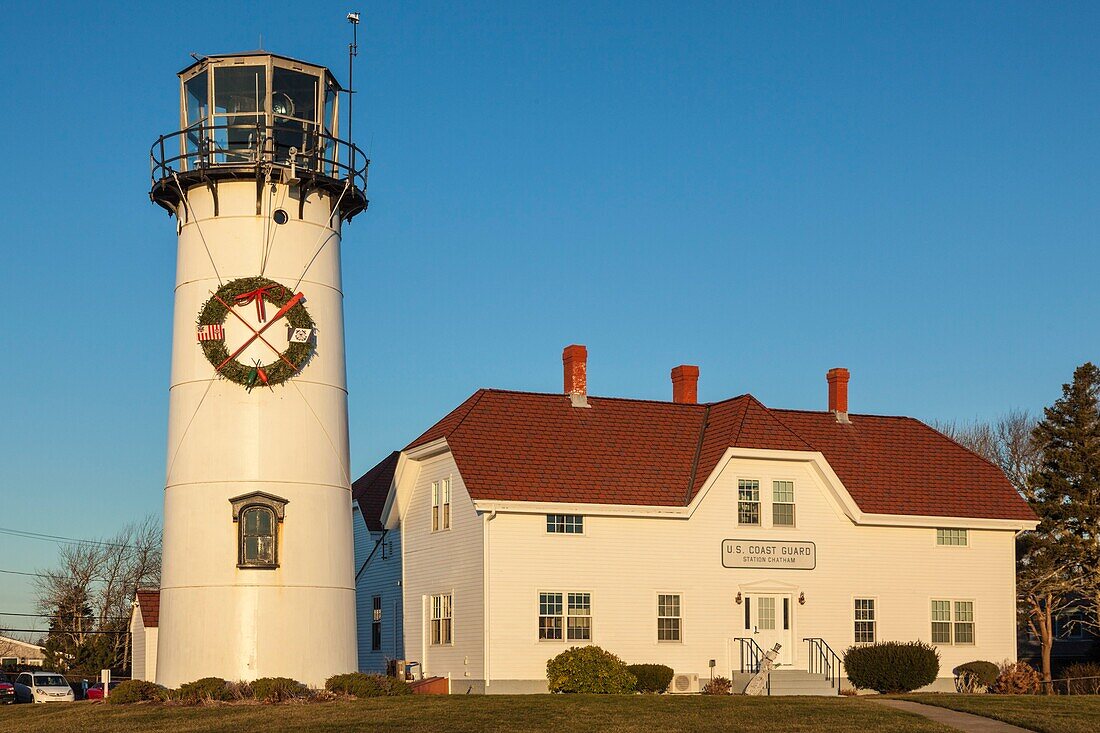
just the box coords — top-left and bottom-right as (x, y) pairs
(843, 641), (939, 693)
(627, 664), (675, 693)
(546, 646), (636, 694)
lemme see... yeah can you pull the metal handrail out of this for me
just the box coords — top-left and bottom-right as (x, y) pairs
(803, 637), (842, 693)
(732, 637), (771, 695)
(732, 637), (764, 674)
(149, 121), (368, 194)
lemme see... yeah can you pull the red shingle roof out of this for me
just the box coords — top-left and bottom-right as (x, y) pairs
(135, 589), (159, 628)
(391, 389), (1035, 522)
(353, 451), (399, 532)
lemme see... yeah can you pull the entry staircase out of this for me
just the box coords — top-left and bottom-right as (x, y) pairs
(733, 637), (843, 696)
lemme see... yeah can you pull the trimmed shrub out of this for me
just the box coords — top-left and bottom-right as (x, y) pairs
(952, 661), (999, 692)
(701, 676), (732, 695)
(106, 680), (168, 705)
(546, 646), (636, 694)
(325, 672), (411, 697)
(628, 664), (675, 693)
(178, 677), (233, 703)
(1063, 662), (1100, 695)
(992, 661), (1042, 695)
(252, 677), (308, 702)
(843, 641), (939, 694)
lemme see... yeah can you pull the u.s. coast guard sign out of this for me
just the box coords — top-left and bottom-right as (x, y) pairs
(722, 540), (816, 570)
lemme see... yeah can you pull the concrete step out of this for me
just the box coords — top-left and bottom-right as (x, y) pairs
(768, 670), (838, 697)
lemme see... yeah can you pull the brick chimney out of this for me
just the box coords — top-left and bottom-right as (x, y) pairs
(563, 344), (589, 408)
(671, 365), (700, 404)
(827, 367), (850, 423)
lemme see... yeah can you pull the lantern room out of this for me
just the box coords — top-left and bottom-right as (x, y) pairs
(150, 52), (368, 221)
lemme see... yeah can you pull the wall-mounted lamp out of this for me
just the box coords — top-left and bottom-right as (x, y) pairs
(735, 592), (742, 605)
(798, 592), (806, 605)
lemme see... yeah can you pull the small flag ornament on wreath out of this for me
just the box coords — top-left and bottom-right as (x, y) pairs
(195, 276), (316, 390)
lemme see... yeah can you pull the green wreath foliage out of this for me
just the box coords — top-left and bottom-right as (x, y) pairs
(197, 276), (314, 388)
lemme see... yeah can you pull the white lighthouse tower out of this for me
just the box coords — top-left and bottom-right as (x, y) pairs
(149, 50), (367, 687)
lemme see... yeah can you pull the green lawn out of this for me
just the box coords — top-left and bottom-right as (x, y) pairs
(900, 693), (1100, 733)
(0, 695), (954, 733)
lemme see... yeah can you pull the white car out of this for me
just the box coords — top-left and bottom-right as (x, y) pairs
(13, 672), (74, 703)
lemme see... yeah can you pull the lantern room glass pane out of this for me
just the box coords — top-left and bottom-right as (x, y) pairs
(272, 68), (319, 167)
(186, 73), (209, 126)
(272, 68), (317, 122)
(214, 66), (267, 115)
(213, 66), (267, 163)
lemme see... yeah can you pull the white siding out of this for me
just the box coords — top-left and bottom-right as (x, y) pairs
(484, 455), (1018, 687)
(401, 453), (484, 688)
(130, 613), (146, 680)
(354, 504), (404, 672)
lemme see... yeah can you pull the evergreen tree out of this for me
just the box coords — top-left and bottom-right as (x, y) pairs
(1029, 362), (1100, 576)
(1021, 362), (1100, 683)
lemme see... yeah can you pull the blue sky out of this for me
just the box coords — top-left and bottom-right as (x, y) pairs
(1, 1), (1098, 620)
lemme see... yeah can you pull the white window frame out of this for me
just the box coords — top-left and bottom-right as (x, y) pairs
(657, 592), (683, 643)
(546, 514), (585, 535)
(854, 597), (876, 644)
(931, 598), (976, 646)
(935, 528), (969, 547)
(772, 480), (796, 527)
(737, 479), (761, 526)
(431, 477), (451, 533)
(430, 592), (453, 646)
(537, 590), (593, 642)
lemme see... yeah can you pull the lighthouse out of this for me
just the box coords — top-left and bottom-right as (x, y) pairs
(149, 50), (367, 687)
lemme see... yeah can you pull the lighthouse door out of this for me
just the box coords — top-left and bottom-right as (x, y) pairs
(750, 595), (792, 666)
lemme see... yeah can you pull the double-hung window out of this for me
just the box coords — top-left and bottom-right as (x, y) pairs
(567, 593), (592, 640)
(239, 506), (277, 568)
(932, 599), (974, 645)
(936, 529), (968, 546)
(738, 480), (760, 525)
(772, 481), (795, 526)
(539, 592), (592, 641)
(430, 593), (452, 645)
(657, 594), (682, 642)
(546, 514), (584, 534)
(371, 596), (382, 651)
(431, 478), (451, 532)
(539, 592), (563, 640)
(854, 599), (876, 643)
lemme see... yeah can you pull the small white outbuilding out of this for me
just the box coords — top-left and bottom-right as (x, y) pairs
(129, 589), (160, 681)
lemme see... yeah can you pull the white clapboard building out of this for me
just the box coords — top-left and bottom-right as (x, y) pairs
(353, 345), (1037, 694)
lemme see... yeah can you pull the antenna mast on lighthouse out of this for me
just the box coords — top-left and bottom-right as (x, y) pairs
(347, 12), (360, 175)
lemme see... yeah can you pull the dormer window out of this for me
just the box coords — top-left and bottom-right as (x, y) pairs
(229, 491), (289, 569)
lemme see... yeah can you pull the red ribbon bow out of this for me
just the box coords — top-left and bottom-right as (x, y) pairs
(235, 286), (275, 323)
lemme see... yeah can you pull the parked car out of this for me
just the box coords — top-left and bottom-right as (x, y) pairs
(85, 681), (123, 700)
(0, 672), (15, 704)
(13, 672), (74, 703)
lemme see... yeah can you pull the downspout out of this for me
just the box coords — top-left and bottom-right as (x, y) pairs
(483, 510), (497, 693)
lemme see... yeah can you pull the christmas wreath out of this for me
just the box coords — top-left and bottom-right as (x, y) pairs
(196, 276), (315, 390)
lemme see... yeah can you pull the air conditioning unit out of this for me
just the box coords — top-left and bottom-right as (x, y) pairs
(669, 672), (700, 694)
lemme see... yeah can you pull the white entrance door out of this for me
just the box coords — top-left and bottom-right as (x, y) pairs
(749, 594), (793, 666)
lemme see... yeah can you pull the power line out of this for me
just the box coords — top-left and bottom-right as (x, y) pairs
(0, 612), (131, 621)
(0, 568), (148, 586)
(0, 568), (49, 579)
(0, 628), (128, 635)
(0, 526), (138, 550)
